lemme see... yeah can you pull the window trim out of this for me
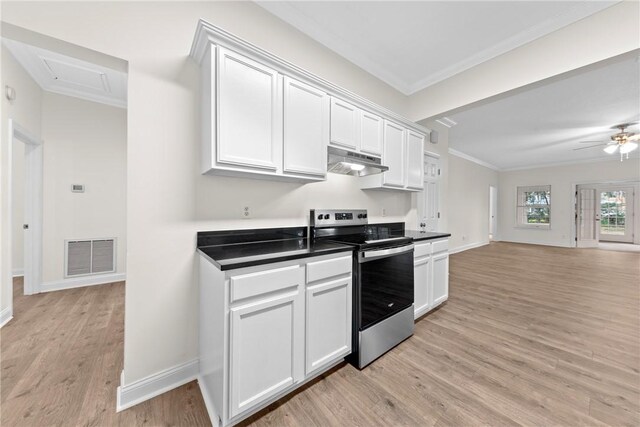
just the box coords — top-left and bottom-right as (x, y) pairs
(516, 185), (551, 229)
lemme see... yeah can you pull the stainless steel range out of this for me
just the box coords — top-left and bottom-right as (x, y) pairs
(310, 209), (415, 368)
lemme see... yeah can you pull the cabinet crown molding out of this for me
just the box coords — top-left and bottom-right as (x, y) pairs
(190, 19), (430, 136)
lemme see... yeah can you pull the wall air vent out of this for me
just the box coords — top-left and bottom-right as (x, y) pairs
(65, 238), (116, 277)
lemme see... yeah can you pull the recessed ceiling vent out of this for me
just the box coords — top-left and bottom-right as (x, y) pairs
(66, 239), (116, 277)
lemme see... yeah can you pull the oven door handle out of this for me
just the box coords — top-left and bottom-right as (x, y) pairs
(359, 244), (414, 263)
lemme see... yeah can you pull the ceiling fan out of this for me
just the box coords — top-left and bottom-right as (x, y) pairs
(574, 123), (640, 161)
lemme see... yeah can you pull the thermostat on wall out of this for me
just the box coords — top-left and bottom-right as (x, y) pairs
(71, 184), (85, 193)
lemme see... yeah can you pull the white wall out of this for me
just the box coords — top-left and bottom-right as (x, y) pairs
(40, 92), (127, 283)
(448, 153), (499, 252)
(1, 44), (43, 314)
(0, 1), (414, 386)
(498, 158), (640, 247)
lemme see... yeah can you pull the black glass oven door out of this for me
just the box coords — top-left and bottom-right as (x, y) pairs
(358, 245), (414, 330)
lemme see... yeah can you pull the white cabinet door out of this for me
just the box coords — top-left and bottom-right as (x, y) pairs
(305, 277), (352, 375)
(414, 255), (431, 319)
(432, 252), (449, 308)
(406, 131), (424, 190)
(382, 121), (406, 187)
(360, 111), (383, 156)
(283, 77), (329, 176)
(229, 270), (304, 418)
(330, 98), (359, 149)
(217, 47), (280, 171)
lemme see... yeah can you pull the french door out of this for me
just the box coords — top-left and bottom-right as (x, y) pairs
(599, 188), (634, 243)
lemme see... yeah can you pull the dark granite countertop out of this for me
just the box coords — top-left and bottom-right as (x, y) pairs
(196, 225), (449, 271)
(403, 230), (451, 241)
(198, 236), (353, 271)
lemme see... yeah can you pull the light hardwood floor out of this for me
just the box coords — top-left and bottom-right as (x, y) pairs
(2, 242), (639, 426)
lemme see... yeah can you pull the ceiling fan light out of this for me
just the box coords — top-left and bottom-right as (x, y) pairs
(604, 145), (618, 154)
(620, 142), (638, 154)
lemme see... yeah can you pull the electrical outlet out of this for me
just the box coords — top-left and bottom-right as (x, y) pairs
(382, 208), (387, 217)
(242, 206), (251, 219)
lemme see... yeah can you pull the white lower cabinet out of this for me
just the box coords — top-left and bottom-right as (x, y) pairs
(432, 251), (449, 308)
(413, 251), (431, 318)
(306, 276), (352, 375)
(199, 253), (352, 427)
(413, 238), (449, 319)
(229, 287), (304, 418)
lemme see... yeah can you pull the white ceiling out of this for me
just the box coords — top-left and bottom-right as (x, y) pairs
(257, 1), (618, 95)
(3, 39), (127, 108)
(447, 56), (640, 170)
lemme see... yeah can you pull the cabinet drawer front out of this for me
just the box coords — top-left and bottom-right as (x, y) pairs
(432, 239), (449, 254)
(230, 265), (303, 303)
(306, 255), (352, 283)
(414, 242), (431, 258)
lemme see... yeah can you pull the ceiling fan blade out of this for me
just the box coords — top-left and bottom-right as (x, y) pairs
(628, 134), (640, 141)
(573, 144), (606, 151)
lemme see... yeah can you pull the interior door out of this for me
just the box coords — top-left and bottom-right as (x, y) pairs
(576, 187), (598, 248)
(419, 154), (440, 231)
(489, 185), (497, 240)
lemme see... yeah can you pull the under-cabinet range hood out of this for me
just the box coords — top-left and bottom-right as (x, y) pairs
(327, 146), (389, 177)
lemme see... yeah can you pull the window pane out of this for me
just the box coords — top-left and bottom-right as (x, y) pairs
(600, 191), (626, 235)
(525, 191), (550, 206)
(526, 207), (550, 224)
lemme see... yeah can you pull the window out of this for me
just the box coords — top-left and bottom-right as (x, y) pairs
(516, 185), (551, 228)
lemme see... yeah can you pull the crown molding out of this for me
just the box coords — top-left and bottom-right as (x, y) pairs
(448, 148), (500, 171)
(500, 154), (640, 172)
(190, 19), (429, 136)
(259, 1), (619, 96)
(406, 1), (620, 94)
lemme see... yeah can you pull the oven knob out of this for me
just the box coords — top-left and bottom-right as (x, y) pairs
(363, 214), (368, 219)
(317, 214), (323, 220)
(324, 214), (330, 220)
(358, 214), (364, 219)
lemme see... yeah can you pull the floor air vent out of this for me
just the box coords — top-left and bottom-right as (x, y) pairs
(65, 239), (116, 277)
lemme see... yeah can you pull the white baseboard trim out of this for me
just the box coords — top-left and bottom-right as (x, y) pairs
(450, 241), (490, 254)
(40, 273), (126, 293)
(0, 306), (14, 328)
(116, 359), (199, 412)
(12, 268), (24, 277)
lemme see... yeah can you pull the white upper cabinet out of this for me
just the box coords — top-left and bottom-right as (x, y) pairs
(283, 77), (329, 177)
(217, 47), (280, 171)
(360, 111), (383, 156)
(382, 121), (406, 188)
(330, 98), (359, 150)
(406, 131), (425, 190)
(192, 22), (430, 184)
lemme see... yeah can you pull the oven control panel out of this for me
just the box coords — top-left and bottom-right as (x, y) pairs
(311, 209), (368, 227)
